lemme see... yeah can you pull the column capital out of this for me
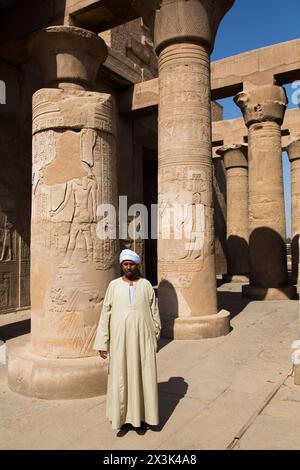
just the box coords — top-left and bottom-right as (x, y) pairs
(234, 85), (287, 128)
(287, 135), (300, 162)
(153, 0), (235, 55)
(28, 26), (107, 91)
(217, 144), (248, 170)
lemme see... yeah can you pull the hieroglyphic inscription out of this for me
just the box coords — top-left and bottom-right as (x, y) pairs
(0, 273), (11, 307)
(32, 126), (116, 270)
(31, 90), (118, 357)
(158, 165), (214, 269)
(42, 267), (103, 357)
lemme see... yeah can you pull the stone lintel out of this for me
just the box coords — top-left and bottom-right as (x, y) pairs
(65, 0), (149, 33)
(212, 38), (300, 94)
(119, 39), (300, 114)
(212, 109), (300, 154)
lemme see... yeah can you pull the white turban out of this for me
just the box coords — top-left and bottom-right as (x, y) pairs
(119, 249), (141, 264)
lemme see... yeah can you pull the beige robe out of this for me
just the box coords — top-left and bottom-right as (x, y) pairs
(93, 277), (161, 429)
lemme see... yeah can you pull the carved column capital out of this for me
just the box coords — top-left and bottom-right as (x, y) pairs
(217, 144), (248, 170)
(153, 0), (235, 54)
(28, 26), (107, 90)
(234, 85), (287, 127)
(287, 135), (300, 162)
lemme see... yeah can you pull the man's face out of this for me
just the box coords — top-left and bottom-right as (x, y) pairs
(121, 261), (139, 279)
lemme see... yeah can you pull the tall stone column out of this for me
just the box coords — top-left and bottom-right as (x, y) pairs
(234, 85), (296, 300)
(155, 0), (234, 339)
(8, 27), (118, 399)
(287, 136), (300, 283)
(217, 144), (249, 282)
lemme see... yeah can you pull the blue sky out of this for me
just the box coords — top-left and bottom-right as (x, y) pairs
(211, 0), (300, 238)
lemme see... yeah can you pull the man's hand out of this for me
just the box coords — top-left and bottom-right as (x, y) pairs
(99, 350), (108, 359)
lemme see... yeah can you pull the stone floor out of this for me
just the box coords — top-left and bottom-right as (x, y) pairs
(0, 282), (299, 450)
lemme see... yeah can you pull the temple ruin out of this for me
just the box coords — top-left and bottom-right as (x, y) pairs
(0, 0), (299, 399)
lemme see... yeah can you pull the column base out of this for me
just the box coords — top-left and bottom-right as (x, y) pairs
(242, 284), (298, 300)
(223, 274), (249, 283)
(8, 345), (107, 399)
(161, 309), (230, 340)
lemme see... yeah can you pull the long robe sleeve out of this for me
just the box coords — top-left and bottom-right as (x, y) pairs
(149, 286), (161, 341)
(93, 283), (112, 352)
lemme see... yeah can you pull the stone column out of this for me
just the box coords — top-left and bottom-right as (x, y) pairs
(292, 248), (300, 383)
(155, 0), (234, 339)
(217, 144), (249, 282)
(287, 136), (300, 283)
(234, 85), (296, 300)
(8, 27), (118, 399)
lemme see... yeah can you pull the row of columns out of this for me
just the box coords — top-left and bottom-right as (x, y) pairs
(218, 86), (299, 301)
(287, 136), (300, 283)
(8, 0), (236, 399)
(217, 144), (249, 282)
(7, 0), (299, 399)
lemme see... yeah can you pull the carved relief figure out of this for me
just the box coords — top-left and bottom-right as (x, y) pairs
(0, 216), (13, 261)
(50, 163), (98, 264)
(181, 192), (205, 260)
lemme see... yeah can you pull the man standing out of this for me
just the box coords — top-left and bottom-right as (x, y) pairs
(93, 249), (161, 430)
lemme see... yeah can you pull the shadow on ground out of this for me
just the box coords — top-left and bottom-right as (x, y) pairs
(157, 337), (173, 352)
(117, 376), (188, 437)
(217, 291), (251, 320)
(155, 376), (188, 431)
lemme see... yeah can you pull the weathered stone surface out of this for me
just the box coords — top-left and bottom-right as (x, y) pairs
(155, 0), (233, 338)
(8, 346), (108, 399)
(30, 89), (118, 358)
(235, 85), (296, 300)
(119, 38), (300, 114)
(154, 0), (235, 55)
(217, 144), (249, 281)
(28, 26), (107, 90)
(287, 136), (300, 284)
(8, 26), (118, 399)
(0, 61), (33, 313)
(8, 88), (118, 398)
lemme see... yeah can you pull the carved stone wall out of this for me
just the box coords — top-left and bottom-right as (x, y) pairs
(0, 61), (37, 313)
(100, 18), (158, 80)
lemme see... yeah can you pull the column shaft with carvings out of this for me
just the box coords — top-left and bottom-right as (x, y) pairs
(217, 144), (249, 282)
(155, 0), (234, 338)
(8, 27), (118, 399)
(287, 136), (300, 283)
(235, 85), (296, 300)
